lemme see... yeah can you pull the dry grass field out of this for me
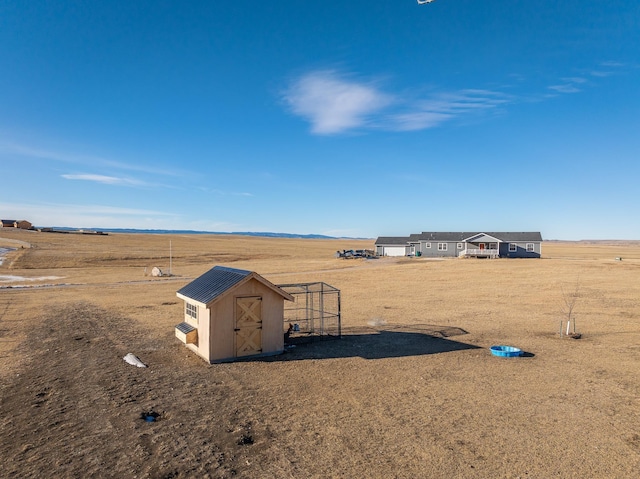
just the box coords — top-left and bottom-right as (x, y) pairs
(1, 229), (639, 478)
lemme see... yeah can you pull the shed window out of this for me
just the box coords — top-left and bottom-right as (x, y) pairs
(509, 243), (517, 252)
(438, 243), (447, 251)
(526, 243), (535, 252)
(425, 242), (431, 248)
(186, 303), (198, 320)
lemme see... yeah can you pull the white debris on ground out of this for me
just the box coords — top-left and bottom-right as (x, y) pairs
(367, 318), (387, 327)
(123, 353), (147, 368)
(0, 247), (15, 266)
(0, 275), (63, 282)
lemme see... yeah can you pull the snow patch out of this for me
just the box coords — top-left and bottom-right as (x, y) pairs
(123, 353), (147, 368)
(0, 275), (63, 283)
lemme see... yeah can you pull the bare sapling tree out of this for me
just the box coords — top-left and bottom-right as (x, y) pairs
(559, 278), (581, 337)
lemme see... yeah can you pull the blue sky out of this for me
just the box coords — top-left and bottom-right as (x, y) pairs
(1, 1), (638, 239)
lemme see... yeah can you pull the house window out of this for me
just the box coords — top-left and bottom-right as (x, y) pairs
(489, 243), (497, 249)
(526, 243), (535, 252)
(425, 242), (431, 248)
(457, 243), (463, 249)
(186, 303), (198, 320)
(438, 243), (447, 251)
(509, 243), (517, 252)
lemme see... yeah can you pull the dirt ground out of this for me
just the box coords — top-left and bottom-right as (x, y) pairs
(1, 230), (639, 478)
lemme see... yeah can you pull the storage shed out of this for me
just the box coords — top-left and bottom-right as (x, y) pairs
(175, 266), (294, 363)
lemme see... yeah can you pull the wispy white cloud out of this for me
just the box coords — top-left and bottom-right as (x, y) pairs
(590, 70), (614, 78)
(283, 70), (393, 134)
(601, 61), (625, 68)
(320, 228), (362, 238)
(388, 89), (511, 131)
(197, 186), (254, 197)
(66, 204), (176, 216)
(388, 111), (453, 131)
(562, 77), (588, 84)
(0, 140), (191, 190)
(285, 62), (628, 135)
(548, 76), (589, 94)
(0, 201), (257, 232)
(590, 61), (626, 78)
(0, 201), (179, 229)
(61, 173), (146, 187)
(548, 83), (581, 94)
(0, 141), (183, 177)
(283, 70), (510, 135)
(0, 142), (79, 163)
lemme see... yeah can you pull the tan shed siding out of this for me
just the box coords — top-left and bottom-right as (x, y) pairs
(260, 288), (285, 354)
(193, 307), (210, 360)
(206, 277), (284, 362)
(176, 294), (210, 361)
(240, 278), (284, 355)
(209, 293), (235, 361)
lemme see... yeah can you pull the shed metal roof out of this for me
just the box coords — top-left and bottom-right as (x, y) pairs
(175, 322), (196, 334)
(177, 265), (293, 305)
(177, 266), (252, 304)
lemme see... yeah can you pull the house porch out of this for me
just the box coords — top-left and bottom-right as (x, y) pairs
(458, 242), (500, 258)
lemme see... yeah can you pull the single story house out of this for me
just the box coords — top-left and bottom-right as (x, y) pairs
(376, 232), (543, 258)
(0, 219), (32, 229)
(175, 266), (294, 363)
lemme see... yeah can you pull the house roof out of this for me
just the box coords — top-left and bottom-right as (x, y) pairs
(413, 232), (543, 242)
(462, 233), (503, 243)
(377, 232), (543, 244)
(497, 232), (543, 242)
(413, 232), (478, 241)
(176, 265), (293, 305)
(374, 236), (411, 245)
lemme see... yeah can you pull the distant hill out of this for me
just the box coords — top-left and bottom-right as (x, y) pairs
(545, 239), (640, 245)
(43, 227), (370, 240)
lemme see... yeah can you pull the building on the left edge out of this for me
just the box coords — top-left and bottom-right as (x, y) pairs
(0, 219), (32, 229)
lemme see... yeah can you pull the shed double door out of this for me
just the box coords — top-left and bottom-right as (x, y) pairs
(235, 296), (262, 357)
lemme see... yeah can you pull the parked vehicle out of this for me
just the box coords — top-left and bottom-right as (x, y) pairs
(335, 249), (376, 259)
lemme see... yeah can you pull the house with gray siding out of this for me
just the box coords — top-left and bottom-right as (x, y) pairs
(375, 232), (542, 258)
